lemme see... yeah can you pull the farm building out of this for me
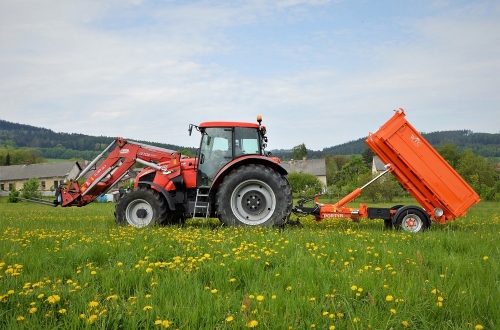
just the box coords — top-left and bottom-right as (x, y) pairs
(0, 161), (80, 196)
(0, 161), (139, 197)
(280, 158), (327, 186)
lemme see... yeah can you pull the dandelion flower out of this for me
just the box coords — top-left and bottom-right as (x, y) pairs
(37, 294), (44, 299)
(88, 301), (99, 308)
(475, 325), (484, 330)
(350, 285), (357, 291)
(229, 278), (236, 282)
(162, 320), (172, 327)
(483, 256), (488, 261)
(390, 309), (396, 314)
(88, 315), (97, 324)
(386, 295), (394, 302)
(46, 295), (60, 305)
(28, 307), (37, 314)
(286, 286), (292, 291)
(271, 295), (277, 299)
(329, 326), (336, 330)
(226, 316), (234, 322)
(17, 316), (25, 321)
(211, 289), (218, 294)
(247, 320), (258, 328)
(143, 305), (153, 311)
(58, 309), (67, 314)
(155, 320), (162, 325)
(257, 295), (264, 301)
(402, 320), (409, 327)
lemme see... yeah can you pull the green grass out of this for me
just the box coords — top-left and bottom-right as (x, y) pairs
(0, 201), (498, 329)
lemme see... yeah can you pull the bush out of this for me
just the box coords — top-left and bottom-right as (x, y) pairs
(8, 186), (20, 203)
(288, 172), (323, 198)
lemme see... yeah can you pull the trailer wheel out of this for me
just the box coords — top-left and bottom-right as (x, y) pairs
(394, 206), (430, 233)
(115, 187), (168, 228)
(216, 164), (292, 227)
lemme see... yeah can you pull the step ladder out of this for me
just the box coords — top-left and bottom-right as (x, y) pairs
(193, 187), (210, 219)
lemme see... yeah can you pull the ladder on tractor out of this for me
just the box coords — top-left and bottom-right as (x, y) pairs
(193, 187), (210, 219)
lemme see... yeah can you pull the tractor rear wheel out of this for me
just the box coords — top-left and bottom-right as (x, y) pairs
(216, 164), (292, 227)
(115, 187), (168, 228)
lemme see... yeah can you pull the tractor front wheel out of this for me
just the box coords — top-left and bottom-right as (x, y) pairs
(115, 187), (168, 228)
(216, 164), (292, 227)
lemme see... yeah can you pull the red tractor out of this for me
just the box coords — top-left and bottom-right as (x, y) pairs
(56, 116), (293, 228)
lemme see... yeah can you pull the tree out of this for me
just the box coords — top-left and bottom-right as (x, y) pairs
(21, 177), (42, 200)
(325, 155), (350, 187)
(361, 148), (375, 169)
(360, 172), (403, 202)
(4, 152), (10, 165)
(457, 149), (497, 196)
(332, 156), (369, 189)
(291, 143), (307, 160)
(287, 172), (323, 198)
(438, 144), (461, 168)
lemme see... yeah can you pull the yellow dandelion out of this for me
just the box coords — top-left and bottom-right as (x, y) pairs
(329, 326), (336, 330)
(247, 319), (259, 328)
(437, 301), (443, 307)
(309, 297), (316, 302)
(117, 262), (123, 266)
(143, 305), (153, 311)
(88, 315), (97, 324)
(286, 286), (292, 291)
(257, 295), (264, 301)
(106, 295), (118, 301)
(91, 271), (97, 275)
(37, 293), (45, 299)
(58, 309), (67, 314)
(88, 301), (99, 308)
(17, 316), (25, 321)
(402, 320), (409, 327)
(229, 278), (236, 282)
(155, 320), (162, 325)
(350, 285), (357, 291)
(475, 325), (484, 330)
(226, 316), (234, 322)
(46, 295), (60, 305)
(211, 289), (218, 294)
(80, 314), (86, 319)
(483, 256), (489, 261)
(162, 320), (172, 327)
(271, 295), (277, 299)
(28, 307), (37, 314)
(386, 295), (394, 302)
(390, 308), (396, 314)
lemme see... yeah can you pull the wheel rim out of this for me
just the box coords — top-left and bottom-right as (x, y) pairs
(400, 213), (423, 232)
(125, 198), (154, 228)
(230, 179), (276, 225)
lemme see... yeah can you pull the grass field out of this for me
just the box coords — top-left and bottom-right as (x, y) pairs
(0, 198), (498, 329)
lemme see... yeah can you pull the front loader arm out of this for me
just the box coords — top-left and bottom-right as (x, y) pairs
(58, 137), (180, 207)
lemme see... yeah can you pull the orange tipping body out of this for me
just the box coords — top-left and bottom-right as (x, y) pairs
(365, 109), (480, 223)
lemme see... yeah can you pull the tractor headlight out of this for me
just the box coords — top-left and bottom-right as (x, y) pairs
(433, 208), (444, 217)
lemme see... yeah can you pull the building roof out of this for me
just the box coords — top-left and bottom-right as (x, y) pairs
(0, 162), (78, 181)
(281, 158), (326, 176)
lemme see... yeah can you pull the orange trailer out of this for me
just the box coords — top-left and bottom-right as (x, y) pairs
(293, 108), (481, 232)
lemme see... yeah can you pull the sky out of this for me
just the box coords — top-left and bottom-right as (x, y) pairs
(0, 0), (499, 151)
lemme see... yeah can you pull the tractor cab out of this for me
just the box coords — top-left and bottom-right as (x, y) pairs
(191, 119), (266, 187)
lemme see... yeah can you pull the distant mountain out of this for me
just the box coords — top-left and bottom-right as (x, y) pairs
(2, 119), (499, 160)
(0, 119), (197, 160)
(272, 130), (500, 159)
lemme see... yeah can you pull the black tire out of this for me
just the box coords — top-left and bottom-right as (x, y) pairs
(216, 164), (292, 227)
(394, 206), (430, 233)
(115, 187), (168, 228)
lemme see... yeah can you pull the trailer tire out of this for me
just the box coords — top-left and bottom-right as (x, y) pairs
(216, 164), (292, 227)
(115, 187), (168, 228)
(394, 206), (430, 233)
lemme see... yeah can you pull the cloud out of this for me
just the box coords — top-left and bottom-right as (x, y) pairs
(0, 0), (499, 151)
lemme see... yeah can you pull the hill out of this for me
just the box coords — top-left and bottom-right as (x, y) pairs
(0, 119), (197, 161)
(1, 119), (499, 161)
(272, 130), (500, 159)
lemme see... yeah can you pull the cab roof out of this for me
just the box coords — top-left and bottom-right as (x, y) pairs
(198, 121), (260, 129)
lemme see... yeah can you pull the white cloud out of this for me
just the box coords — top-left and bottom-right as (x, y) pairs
(1, 0), (499, 150)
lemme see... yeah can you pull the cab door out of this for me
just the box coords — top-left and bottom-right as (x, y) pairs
(197, 127), (233, 187)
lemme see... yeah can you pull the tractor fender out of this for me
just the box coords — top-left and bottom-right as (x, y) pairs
(137, 181), (176, 211)
(211, 156), (288, 190)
